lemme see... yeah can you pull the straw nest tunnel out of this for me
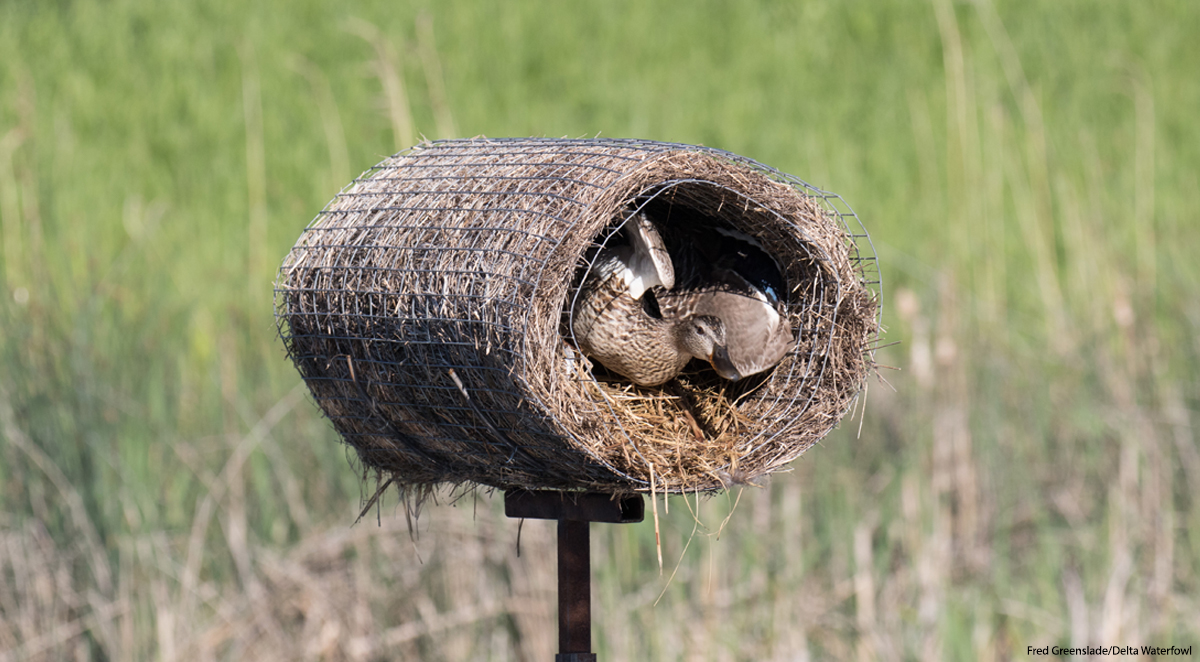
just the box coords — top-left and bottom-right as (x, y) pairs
(275, 138), (880, 494)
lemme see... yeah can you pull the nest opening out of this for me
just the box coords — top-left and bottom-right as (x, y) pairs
(554, 179), (856, 491)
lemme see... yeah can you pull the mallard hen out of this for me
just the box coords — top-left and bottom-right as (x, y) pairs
(570, 212), (739, 386)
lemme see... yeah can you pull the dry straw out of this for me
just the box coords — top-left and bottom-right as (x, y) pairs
(275, 138), (879, 495)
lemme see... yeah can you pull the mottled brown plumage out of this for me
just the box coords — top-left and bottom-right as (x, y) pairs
(571, 213), (732, 386)
(572, 212), (796, 386)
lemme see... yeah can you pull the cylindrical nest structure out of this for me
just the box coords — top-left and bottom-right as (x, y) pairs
(276, 138), (879, 494)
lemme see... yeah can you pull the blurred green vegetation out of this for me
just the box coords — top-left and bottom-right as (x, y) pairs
(1, 0), (1197, 659)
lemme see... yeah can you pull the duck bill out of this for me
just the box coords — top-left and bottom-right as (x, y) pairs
(709, 345), (741, 381)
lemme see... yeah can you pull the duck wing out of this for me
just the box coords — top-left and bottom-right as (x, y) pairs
(710, 227), (786, 305)
(619, 212), (675, 299)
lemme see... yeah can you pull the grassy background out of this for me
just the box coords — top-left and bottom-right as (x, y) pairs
(2, 0), (1198, 659)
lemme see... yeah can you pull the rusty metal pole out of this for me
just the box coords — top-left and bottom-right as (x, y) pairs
(504, 490), (644, 661)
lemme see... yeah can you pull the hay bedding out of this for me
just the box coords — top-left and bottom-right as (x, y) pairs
(275, 137), (879, 494)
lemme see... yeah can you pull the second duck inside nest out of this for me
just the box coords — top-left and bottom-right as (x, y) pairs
(565, 195), (801, 455)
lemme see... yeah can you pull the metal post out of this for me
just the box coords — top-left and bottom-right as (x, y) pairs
(557, 518), (593, 661)
(504, 490), (644, 661)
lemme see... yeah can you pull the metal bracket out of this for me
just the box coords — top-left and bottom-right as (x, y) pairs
(504, 490), (644, 661)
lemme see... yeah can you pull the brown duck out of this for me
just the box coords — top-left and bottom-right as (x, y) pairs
(572, 212), (794, 386)
(570, 212), (738, 386)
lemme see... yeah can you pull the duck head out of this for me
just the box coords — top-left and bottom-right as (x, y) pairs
(675, 314), (741, 381)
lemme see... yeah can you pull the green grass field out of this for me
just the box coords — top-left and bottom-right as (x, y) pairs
(2, 0), (1198, 659)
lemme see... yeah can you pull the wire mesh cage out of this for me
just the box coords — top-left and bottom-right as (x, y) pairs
(275, 137), (880, 494)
